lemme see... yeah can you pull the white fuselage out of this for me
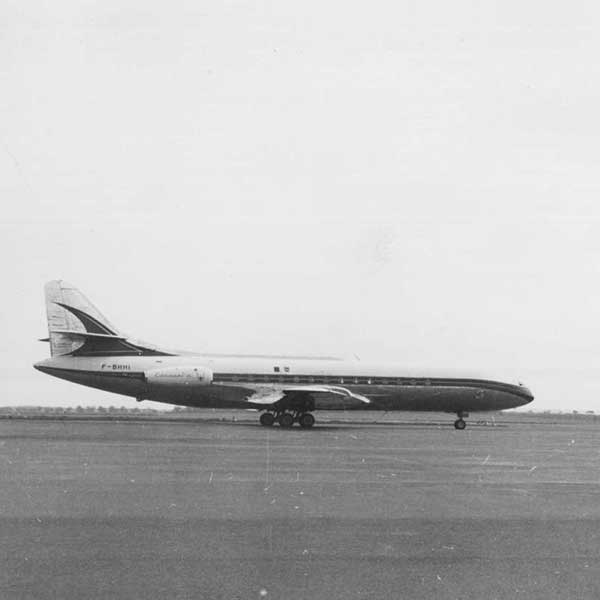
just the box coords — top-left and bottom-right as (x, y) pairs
(35, 353), (534, 413)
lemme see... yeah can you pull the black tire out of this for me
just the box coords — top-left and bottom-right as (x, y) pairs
(278, 413), (295, 428)
(260, 413), (275, 427)
(454, 418), (466, 430)
(298, 413), (315, 429)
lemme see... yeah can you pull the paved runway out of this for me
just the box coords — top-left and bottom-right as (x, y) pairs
(1, 415), (600, 599)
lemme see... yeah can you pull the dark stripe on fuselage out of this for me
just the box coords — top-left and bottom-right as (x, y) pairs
(212, 373), (533, 401)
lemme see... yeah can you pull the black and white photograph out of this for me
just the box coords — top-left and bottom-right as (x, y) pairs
(2, 1), (599, 598)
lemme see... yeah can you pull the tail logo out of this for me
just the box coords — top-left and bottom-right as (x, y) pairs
(55, 302), (116, 335)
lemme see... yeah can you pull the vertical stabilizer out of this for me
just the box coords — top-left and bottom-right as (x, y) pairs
(44, 280), (119, 356)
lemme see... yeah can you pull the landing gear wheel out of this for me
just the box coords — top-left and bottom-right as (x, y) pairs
(260, 412), (275, 427)
(454, 418), (467, 430)
(278, 412), (295, 428)
(298, 413), (315, 429)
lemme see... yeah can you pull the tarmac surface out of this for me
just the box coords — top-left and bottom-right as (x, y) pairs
(1, 413), (600, 599)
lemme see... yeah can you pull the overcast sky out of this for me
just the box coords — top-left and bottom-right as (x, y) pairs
(2, 1), (600, 411)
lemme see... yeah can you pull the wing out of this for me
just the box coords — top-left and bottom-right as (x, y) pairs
(246, 385), (371, 408)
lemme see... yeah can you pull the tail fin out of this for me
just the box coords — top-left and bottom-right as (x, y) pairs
(44, 280), (120, 356)
(42, 280), (171, 357)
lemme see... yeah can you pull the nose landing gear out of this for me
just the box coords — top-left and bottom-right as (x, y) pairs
(454, 411), (469, 430)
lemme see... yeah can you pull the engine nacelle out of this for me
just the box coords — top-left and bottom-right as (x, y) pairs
(144, 365), (213, 388)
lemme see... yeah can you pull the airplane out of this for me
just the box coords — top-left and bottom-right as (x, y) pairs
(34, 280), (534, 429)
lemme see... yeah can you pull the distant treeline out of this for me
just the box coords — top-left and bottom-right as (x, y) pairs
(0, 405), (209, 416)
(0, 406), (596, 419)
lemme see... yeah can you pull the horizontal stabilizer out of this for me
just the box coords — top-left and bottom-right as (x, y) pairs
(50, 330), (127, 340)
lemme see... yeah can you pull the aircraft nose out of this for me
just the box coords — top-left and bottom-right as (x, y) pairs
(515, 383), (534, 404)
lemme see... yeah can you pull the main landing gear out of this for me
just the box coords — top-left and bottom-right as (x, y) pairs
(259, 392), (316, 429)
(454, 411), (469, 430)
(259, 410), (316, 429)
(259, 412), (276, 427)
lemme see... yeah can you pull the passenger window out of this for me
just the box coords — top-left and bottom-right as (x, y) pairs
(274, 366), (280, 372)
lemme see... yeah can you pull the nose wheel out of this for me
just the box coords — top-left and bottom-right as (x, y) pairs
(453, 411), (469, 430)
